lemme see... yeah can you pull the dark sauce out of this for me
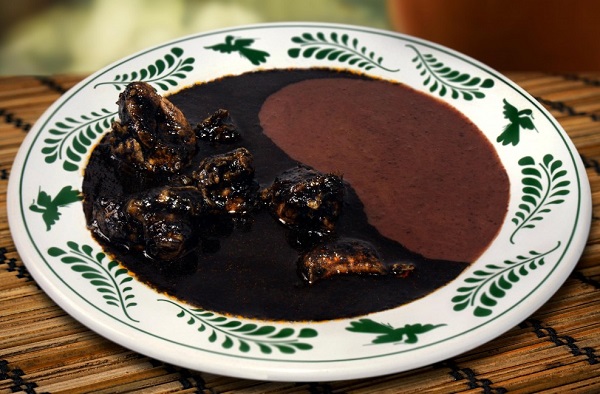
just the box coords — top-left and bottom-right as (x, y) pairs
(83, 69), (475, 321)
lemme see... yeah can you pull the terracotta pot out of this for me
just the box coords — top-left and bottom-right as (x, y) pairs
(387, 0), (600, 71)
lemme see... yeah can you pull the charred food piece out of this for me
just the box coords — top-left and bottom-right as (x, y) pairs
(89, 195), (143, 248)
(390, 262), (415, 278)
(140, 212), (194, 262)
(124, 185), (205, 261)
(299, 238), (387, 284)
(196, 109), (241, 144)
(261, 164), (344, 234)
(192, 147), (258, 215)
(125, 185), (205, 219)
(109, 82), (196, 174)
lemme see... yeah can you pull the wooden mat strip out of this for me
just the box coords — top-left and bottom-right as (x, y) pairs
(0, 73), (599, 393)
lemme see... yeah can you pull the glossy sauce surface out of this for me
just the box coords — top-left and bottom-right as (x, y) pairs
(83, 69), (509, 321)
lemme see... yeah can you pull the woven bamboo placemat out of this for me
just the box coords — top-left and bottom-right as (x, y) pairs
(1, 73), (599, 393)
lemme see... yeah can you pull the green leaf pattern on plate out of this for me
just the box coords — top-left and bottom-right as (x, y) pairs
(94, 47), (195, 91)
(497, 99), (536, 146)
(205, 35), (270, 65)
(41, 108), (116, 172)
(288, 31), (399, 72)
(159, 299), (318, 354)
(48, 242), (139, 322)
(29, 185), (81, 230)
(407, 44), (494, 100)
(510, 154), (571, 244)
(452, 153), (570, 318)
(451, 242), (561, 317)
(346, 318), (446, 345)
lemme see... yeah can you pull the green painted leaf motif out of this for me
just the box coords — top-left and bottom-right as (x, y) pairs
(47, 242), (139, 322)
(496, 99), (537, 146)
(159, 300), (318, 354)
(345, 318), (445, 345)
(41, 108), (116, 172)
(509, 154), (571, 244)
(451, 242), (561, 317)
(29, 185), (81, 230)
(407, 44), (494, 100)
(205, 35), (270, 66)
(288, 31), (399, 72)
(94, 47), (195, 91)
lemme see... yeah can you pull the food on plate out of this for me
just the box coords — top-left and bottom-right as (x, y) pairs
(186, 147), (258, 215)
(261, 164), (344, 241)
(300, 238), (395, 284)
(259, 76), (509, 262)
(82, 68), (509, 321)
(195, 108), (241, 144)
(109, 81), (196, 175)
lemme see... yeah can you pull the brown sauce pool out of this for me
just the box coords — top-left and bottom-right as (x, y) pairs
(260, 77), (509, 262)
(82, 68), (510, 321)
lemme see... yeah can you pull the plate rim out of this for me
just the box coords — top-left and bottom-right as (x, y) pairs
(6, 21), (592, 382)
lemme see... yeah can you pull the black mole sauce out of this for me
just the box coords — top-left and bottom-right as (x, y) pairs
(82, 69), (476, 322)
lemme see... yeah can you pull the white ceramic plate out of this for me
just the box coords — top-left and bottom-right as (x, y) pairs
(7, 23), (591, 382)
